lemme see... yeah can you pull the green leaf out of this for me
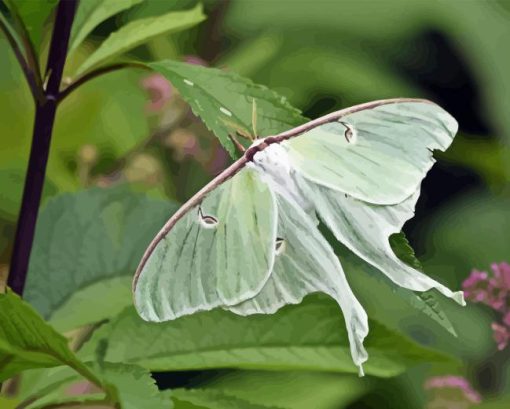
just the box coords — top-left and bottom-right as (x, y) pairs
(86, 296), (454, 378)
(173, 388), (282, 409)
(0, 7), (25, 56)
(389, 232), (424, 271)
(5, 0), (57, 54)
(23, 187), (177, 330)
(0, 38), (153, 219)
(204, 371), (368, 409)
(76, 3), (206, 75)
(69, 0), (144, 54)
(49, 276), (132, 332)
(0, 289), (98, 383)
(390, 233), (458, 337)
(149, 59), (305, 158)
(17, 363), (171, 409)
(16, 366), (81, 403)
(97, 362), (171, 409)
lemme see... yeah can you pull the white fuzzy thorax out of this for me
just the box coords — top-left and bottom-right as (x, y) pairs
(248, 142), (312, 212)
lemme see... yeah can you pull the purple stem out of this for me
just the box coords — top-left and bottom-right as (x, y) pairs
(7, 0), (79, 296)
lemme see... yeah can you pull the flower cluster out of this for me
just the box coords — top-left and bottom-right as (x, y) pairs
(424, 375), (481, 409)
(463, 262), (510, 350)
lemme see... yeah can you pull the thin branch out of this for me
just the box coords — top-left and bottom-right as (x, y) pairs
(7, 0), (78, 296)
(0, 16), (42, 102)
(4, 0), (44, 96)
(58, 62), (150, 104)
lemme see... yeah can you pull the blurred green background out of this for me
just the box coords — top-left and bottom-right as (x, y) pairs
(1, 0), (510, 408)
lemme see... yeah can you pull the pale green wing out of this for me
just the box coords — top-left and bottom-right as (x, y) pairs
(134, 167), (278, 322)
(284, 100), (457, 205)
(228, 193), (369, 374)
(297, 176), (465, 306)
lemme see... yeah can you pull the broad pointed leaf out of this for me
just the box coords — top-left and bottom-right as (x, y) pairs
(76, 4), (206, 75)
(84, 297), (455, 378)
(5, 0), (57, 54)
(173, 388), (283, 409)
(204, 371), (367, 409)
(69, 0), (144, 53)
(97, 362), (171, 409)
(148, 60), (305, 157)
(23, 187), (177, 329)
(0, 290), (98, 383)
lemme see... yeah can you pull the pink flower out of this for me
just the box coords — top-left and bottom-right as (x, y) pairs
(463, 262), (510, 351)
(425, 375), (481, 405)
(487, 262), (510, 310)
(462, 270), (489, 303)
(492, 322), (510, 351)
(141, 73), (172, 112)
(463, 263), (510, 312)
(503, 311), (510, 327)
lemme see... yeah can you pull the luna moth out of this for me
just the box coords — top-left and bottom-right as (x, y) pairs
(132, 98), (465, 375)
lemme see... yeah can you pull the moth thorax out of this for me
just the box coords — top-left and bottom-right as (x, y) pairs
(250, 143), (312, 212)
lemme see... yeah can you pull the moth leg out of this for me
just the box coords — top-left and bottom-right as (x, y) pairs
(228, 133), (247, 154)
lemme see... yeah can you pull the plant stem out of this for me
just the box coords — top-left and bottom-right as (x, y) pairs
(7, 0), (79, 296)
(58, 62), (149, 104)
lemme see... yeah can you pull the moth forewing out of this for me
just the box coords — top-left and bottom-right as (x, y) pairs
(283, 100), (458, 205)
(214, 167), (279, 303)
(133, 166), (278, 322)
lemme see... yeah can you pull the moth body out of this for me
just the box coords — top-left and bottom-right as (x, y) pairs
(249, 142), (312, 214)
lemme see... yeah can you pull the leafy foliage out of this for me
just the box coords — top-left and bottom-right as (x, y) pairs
(49, 276), (132, 332)
(77, 4), (206, 75)
(149, 59), (305, 157)
(0, 289), (98, 383)
(97, 362), (171, 409)
(173, 388), (282, 409)
(69, 0), (144, 53)
(84, 296), (453, 378)
(390, 233), (458, 336)
(0, 40), (151, 220)
(5, 0), (57, 54)
(0, 7), (24, 57)
(23, 187), (177, 328)
(203, 371), (367, 409)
